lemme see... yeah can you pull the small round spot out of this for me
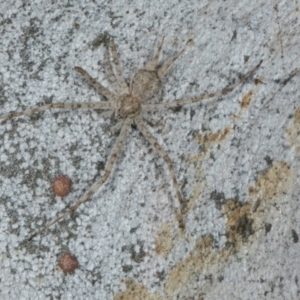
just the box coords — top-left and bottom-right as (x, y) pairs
(52, 176), (72, 197)
(59, 253), (79, 273)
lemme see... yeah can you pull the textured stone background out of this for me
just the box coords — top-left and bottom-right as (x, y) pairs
(0, 1), (299, 299)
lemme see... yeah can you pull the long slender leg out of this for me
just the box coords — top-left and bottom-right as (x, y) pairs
(157, 38), (192, 78)
(28, 118), (131, 240)
(135, 116), (185, 231)
(109, 41), (128, 91)
(145, 36), (165, 70)
(104, 46), (120, 92)
(142, 60), (263, 111)
(75, 66), (116, 100)
(0, 102), (112, 121)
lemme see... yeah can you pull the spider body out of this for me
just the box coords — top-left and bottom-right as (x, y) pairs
(0, 37), (262, 239)
(115, 94), (142, 119)
(131, 69), (161, 101)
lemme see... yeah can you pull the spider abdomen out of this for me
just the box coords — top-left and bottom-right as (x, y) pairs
(131, 69), (162, 102)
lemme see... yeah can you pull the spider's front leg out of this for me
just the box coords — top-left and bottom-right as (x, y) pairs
(130, 37), (192, 102)
(74, 66), (117, 101)
(142, 60), (263, 111)
(108, 41), (129, 91)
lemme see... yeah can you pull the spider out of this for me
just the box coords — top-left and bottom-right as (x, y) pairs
(0, 37), (262, 239)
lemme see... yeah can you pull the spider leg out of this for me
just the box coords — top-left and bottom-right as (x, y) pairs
(28, 118), (131, 240)
(142, 60), (263, 110)
(135, 116), (185, 231)
(0, 102), (112, 121)
(157, 38), (192, 79)
(104, 45), (121, 92)
(144, 36), (165, 70)
(75, 66), (116, 100)
(109, 41), (129, 91)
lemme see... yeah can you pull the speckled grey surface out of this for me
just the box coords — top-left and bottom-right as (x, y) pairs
(0, 1), (299, 299)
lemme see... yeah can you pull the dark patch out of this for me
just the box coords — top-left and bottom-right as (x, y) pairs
(122, 265), (133, 273)
(225, 200), (255, 247)
(171, 106), (182, 113)
(122, 240), (146, 263)
(222, 87), (233, 95)
(204, 274), (213, 285)
(231, 30), (237, 41)
(291, 229), (299, 243)
(264, 156), (273, 166)
(96, 161), (105, 172)
(244, 55), (250, 64)
(190, 109), (196, 120)
(131, 123), (137, 131)
(252, 199), (261, 213)
(265, 223), (272, 234)
(210, 190), (226, 210)
(130, 226), (138, 234)
(254, 78), (265, 85)
(73, 22), (80, 30)
(236, 214), (254, 242)
(156, 269), (166, 282)
(43, 95), (54, 105)
(91, 32), (111, 50)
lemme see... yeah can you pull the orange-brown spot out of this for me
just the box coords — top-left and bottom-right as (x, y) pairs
(59, 253), (79, 273)
(52, 176), (72, 197)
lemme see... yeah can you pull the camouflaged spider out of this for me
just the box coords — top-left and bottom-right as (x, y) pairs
(0, 37), (262, 239)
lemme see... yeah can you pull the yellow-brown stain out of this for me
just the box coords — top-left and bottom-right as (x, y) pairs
(164, 234), (231, 297)
(248, 161), (291, 202)
(223, 200), (253, 247)
(155, 223), (173, 257)
(115, 159), (292, 298)
(240, 90), (254, 109)
(286, 107), (300, 154)
(114, 279), (162, 300)
(195, 127), (231, 146)
(162, 161), (292, 299)
(186, 127), (231, 213)
(182, 127), (233, 218)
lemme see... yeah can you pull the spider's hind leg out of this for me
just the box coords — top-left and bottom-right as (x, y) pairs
(135, 116), (186, 232)
(28, 119), (131, 240)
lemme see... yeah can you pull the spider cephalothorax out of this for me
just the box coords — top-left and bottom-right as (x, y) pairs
(115, 94), (142, 119)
